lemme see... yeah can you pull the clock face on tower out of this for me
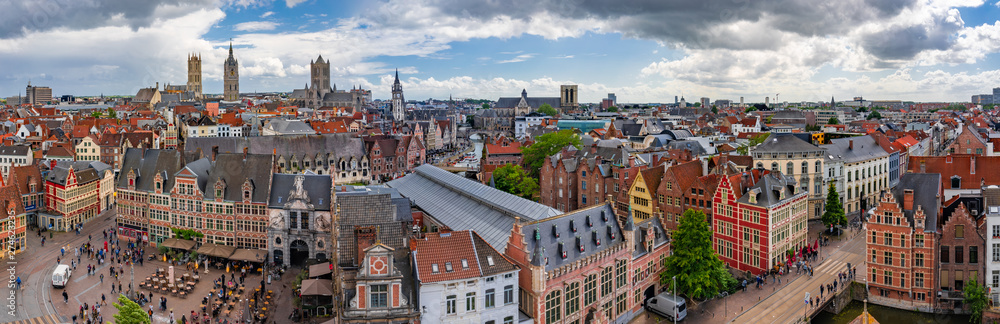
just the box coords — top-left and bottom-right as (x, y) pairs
(370, 256), (389, 275)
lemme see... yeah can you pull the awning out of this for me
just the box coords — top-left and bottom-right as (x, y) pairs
(300, 279), (334, 296)
(196, 243), (236, 258)
(308, 262), (332, 277)
(160, 238), (197, 250)
(230, 249), (267, 262)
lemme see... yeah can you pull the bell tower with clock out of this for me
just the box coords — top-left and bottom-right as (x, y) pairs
(223, 42), (239, 102)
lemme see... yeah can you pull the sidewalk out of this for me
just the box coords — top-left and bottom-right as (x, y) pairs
(630, 220), (862, 324)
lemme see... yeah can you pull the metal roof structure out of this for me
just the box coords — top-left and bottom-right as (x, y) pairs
(387, 164), (561, 251)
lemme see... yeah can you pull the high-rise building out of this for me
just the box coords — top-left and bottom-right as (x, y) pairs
(25, 82), (52, 105)
(223, 43), (239, 102)
(701, 97), (710, 108)
(187, 53), (202, 99)
(993, 87), (999, 104)
(391, 69), (405, 121)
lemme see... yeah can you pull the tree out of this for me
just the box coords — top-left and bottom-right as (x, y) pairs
(711, 105), (718, 114)
(465, 115), (475, 125)
(821, 183), (846, 233)
(112, 295), (151, 324)
(660, 209), (736, 300)
(522, 129), (581, 178)
(606, 106), (618, 112)
(481, 103), (489, 109)
(866, 110), (882, 120)
(827, 117), (840, 125)
(805, 124), (820, 132)
(171, 228), (204, 240)
(965, 279), (988, 324)
(537, 103), (558, 117)
(107, 107), (118, 119)
(736, 133), (769, 155)
(492, 165), (539, 200)
(693, 102), (702, 107)
(744, 106), (757, 113)
(91, 111), (103, 118)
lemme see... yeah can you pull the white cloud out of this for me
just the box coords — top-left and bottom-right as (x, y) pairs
(497, 54), (534, 64)
(260, 11), (274, 18)
(552, 55), (574, 59)
(286, 0), (308, 8)
(233, 21), (278, 31)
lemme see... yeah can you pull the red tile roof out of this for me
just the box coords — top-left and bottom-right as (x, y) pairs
(908, 154), (1000, 189)
(413, 231), (482, 283)
(484, 142), (522, 155)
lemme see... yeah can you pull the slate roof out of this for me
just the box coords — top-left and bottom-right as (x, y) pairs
(202, 153), (273, 203)
(266, 119), (316, 135)
(117, 149), (186, 192)
(821, 135), (889, 164)
(184, 134), (366, 161)
(753, 134), (823, 153)
(523, 204), (624, 271)
(0, 145), (30, 156)
(633, 216), (669, 258)
(46, 164), (100, 186)
(495, 96), (561, 109)
(736, 171), (803, 207)
(335, 190), (408, 267)
(387, 164), (561, 251)
(336, 185), (412, 223)
(891, 173), (941, 232)
(268, 173), (333, 211)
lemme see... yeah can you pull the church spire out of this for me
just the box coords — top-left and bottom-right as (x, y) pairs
(229, 42), (233, 56)
(394, 68), (400, 83)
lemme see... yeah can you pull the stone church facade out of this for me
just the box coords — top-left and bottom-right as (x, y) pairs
(267, 173), (334, 266)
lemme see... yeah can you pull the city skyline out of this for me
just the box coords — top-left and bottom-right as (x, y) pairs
(2, 0), (1000, 102)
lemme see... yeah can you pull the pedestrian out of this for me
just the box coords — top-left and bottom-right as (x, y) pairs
(100, 274), (104, 284)
(63, 290), (69, 303)
(820, 285), (824, 298)
(101, 293), (106, 305)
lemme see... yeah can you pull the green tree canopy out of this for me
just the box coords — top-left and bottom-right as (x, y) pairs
(711, 105), (718, 114)
(736, 133), (769, 155)
(606, 106), (618, 112)
(965, 279), (988, 324)
(693, 102), (702, 107)
(745, 106), (757, 113)
(481, 103), (489, 109)
(171, 228), (204, 240)
(91, 111), (103, 118)
(866, 110), (882, 120)
(492, 165), (539, 200)
(522, 129), (582, 178)
(805, 124), (821, 132)
(537, 103), (558, 116)
(827, 117), (840, 125)
(112, 295), (151, 324)
(107, 107), (118, 119)
(660, 209), (736, 300)
(821, 183), (846, 230)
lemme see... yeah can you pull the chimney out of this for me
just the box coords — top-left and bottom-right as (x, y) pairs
(242, 147), (248, 160)
(903, 189), (914, 211)
(211, 146), (219, 162)
(849, 140), (853, 150)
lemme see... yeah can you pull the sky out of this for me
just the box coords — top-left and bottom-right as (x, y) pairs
(2, 0), (1000, 103)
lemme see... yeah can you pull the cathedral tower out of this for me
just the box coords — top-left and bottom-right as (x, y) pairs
(223, 43), (239, 102)
(311, 55), (330, 94)
(391, 69), (405, 121)
(187, 53), (202, 99)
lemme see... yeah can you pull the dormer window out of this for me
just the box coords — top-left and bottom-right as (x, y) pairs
(952, 176), (961, 189)
(593, 231), (601, 246)
(461, 259), (469, 269)
(486, 256), (495, 266)
(586, 216), (593, 227)
(577, 236), (585, 252)
(431, 264), (439, 273)
(601, 211), (608, 222)
(552, 225), (560, 238)
(445, 262), (453, 272)
(607, 225), (616, 240)
(559, 242), (567, 259)
(570, 220), (577, 232)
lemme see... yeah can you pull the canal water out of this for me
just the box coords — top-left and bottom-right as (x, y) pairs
(811, 300), (970, 324)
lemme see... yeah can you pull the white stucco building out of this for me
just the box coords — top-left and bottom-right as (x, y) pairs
(414, 230), (521, 324)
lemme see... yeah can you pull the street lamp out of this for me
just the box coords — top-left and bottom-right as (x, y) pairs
(672, 275), (677, 324)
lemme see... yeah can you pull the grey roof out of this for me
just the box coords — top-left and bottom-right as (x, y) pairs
(620, 123), (643, 136)
(665, 140), (709, 155)
(633, 217), (669, 258)
(0, 145), (30, 156)
(179, 157), (212, 196)
(753, 134), (824, 153)
(45, 162), (103, 186)
(387, 164), (562, 251)
(269, 173), (333, 210)
(495, 96), (561, 109)
(336, 185), (411, 222)
(266, 119), (316, 135)
(202, 153), (273, 203)
(892, 173), (941, 232)
(821, 135), (889, 163)
(523, 204), (624, 271)
(736, 171), (804, 207)
(184, 134), (365, 161)
(117, 149), (185, 192)
(663, 129), (693, 140)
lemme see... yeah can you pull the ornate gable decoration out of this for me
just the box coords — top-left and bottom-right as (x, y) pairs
(127, 169), (136, 190)
(153, 172), (164, 194)
(362, 243), (395, 277)
(214, 178), (227, 201)
(242, 179), (253, 203)
(288, 175), (311, 204)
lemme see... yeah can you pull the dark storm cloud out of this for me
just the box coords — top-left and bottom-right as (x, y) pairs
(0, 0), (214, 39)
(424, 0), (927, 54)
(862, 15), (961, 60)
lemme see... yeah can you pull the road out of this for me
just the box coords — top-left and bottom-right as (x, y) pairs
(730, 230), (865, 324)
(5, 208), (116, 323)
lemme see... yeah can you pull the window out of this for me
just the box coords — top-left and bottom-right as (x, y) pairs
(466, 292), (476, 311)
(956, 246), (964, 264)
(994, 244), (1000, 262)
(815, 161), (822, 173)
(565, 282), (580, 314)
(446, 295), (457, 314)
(883, 270), (892, 286)
(504, 316), (514, 324)
(915, 234), (924, 247)
(504, 285), (514, 305)
(956, 225), (965, 238)
(915, 272), (924, 288)
(970, 246), (978, 264)
(941, 245), (950, 263)
(369, 284), (388, 308)
(801, 161), (808, 174)
(915, 253), (924, 267)
(994, 271), (1000, 289)
(601, 267), (613, 297)
(485, 289), (496, 308)
(545, 291), (562, 322)
(615, 260), (627, 288)
(771, 162), (778, 172)
(883, 232), (892, 246)
(584, 274), (597, 306)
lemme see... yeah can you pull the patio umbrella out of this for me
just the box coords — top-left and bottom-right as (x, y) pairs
(308, 262), (332, 278)
(161, 238), (197, 250)
(196, 243), (236, 258)
(300, 279), (334, 296)
(230, 249), (267, 262)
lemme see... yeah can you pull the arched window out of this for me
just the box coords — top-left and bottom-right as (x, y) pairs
(786, 162), (794, 175)
(801, 161), (808, 174)
(815, 161), (822, 173)
(545, 290), (562, 323)
(771, 162), (779, 172)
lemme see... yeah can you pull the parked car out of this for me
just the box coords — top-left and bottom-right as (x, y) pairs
(645, 292), (687, 321)
(52, 264), (72, 288)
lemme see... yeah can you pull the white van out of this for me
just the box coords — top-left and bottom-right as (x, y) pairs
(52, 264), (71, 288)
(645, 292), (687, 321)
